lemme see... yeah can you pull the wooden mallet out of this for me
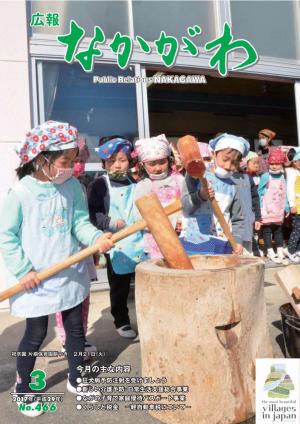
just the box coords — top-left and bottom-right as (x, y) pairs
(177, 135), (238, 252)
(136, 192), (194, 269)
(292, 287), (300, 301)
(0, 198), (183, 303)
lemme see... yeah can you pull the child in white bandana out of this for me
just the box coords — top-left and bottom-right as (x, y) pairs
(134, 134), (185, 258)
(181, 134), (248, 255)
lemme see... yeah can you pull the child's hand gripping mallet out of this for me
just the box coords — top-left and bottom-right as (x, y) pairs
(177, 135), (238, 253)
(0, 198), (183, 302)
(136, 192), (194, 269)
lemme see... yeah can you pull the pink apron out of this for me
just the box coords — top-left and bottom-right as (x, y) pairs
(261, 175), (286, 224)
(145, 174), (182, 258)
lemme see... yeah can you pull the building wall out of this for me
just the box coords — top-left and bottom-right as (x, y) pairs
(0, 1), (31, 309)
(0, 0), (299, 311)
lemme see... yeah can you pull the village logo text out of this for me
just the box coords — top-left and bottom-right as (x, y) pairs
(92, 74), (207, 85)
(256, 359), (299, 424)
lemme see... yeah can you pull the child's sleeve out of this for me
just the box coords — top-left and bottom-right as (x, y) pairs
(133, 179), (152, 220)
(134, 179), (152, 201)
(87, 178), (111, 231)
(0, 189), (33, 279)
(286, 169), (296, 208)
(181, 175), (204, 216)
(257, 173), (269, 207)
(284, 176), (290, 213)
(229, 190), (244, 245)
(249, 176), (261, 221)
(72, 179), (103, 246)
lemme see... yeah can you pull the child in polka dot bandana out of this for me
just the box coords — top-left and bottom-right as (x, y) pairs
(88, 135), (144, 339)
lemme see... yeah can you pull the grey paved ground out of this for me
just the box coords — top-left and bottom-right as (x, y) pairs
(0, 266), (294, 424)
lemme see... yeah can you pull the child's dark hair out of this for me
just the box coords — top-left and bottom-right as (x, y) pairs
(234, 152), (243, 163)
(16, 151), (68, 180)
(98, 135), (134, 168)
(288, 148), (296, 162)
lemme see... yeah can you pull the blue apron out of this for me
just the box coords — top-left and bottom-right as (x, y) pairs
(106, 176), (144, 274)
(6, 177), (90, 318)
(180, 189), (232, 255)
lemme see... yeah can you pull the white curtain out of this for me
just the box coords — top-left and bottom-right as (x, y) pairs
(43, 63), (60, 120)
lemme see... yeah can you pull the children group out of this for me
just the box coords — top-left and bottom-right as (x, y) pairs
(0, 121), (299, 417)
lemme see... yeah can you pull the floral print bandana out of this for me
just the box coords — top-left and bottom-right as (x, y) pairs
(16, 120), (78, 165)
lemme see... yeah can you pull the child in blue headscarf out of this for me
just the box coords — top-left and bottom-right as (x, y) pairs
(88, 136), (144, 339)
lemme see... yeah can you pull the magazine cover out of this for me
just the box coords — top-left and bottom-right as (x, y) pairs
(0, 0), (300, 423)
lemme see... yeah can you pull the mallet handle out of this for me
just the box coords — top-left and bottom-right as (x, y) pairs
(200, 177), (238, 252)
(0, 199), (183, 303)
(177, 135), (238, 252)
(292, 287), (300, 301)
(136, 193), (194, 270)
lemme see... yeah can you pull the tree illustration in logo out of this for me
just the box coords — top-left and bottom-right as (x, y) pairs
(264, 364), (294, 398)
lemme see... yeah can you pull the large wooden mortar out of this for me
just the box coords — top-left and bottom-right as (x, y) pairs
(135, 255), (273, 424)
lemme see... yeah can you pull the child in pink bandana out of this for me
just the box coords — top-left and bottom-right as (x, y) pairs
(258, 148), (289, 264)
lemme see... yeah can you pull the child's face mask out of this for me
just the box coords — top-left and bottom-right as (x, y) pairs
(269, 163), (283, 174)
(259, 138), (268, 147)
(214, 166), (232, 179)
(107, 170), (128, 180)
(214, 148), (240, 178)
(143, 157), (169, 180)
(147, 170), (169, 180)
(269, 169), (282, 175)
(73, 161), (85, 177)
(42, 157), (74, 184)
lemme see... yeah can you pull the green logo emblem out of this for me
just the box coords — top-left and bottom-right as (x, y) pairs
(264, 364), (294, 398)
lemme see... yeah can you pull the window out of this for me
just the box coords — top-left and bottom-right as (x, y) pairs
(40, 62), (138, 162)
(230, 0), (300, 60)
(132, 0), (215, 44)
(31, 1), (129, 38)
